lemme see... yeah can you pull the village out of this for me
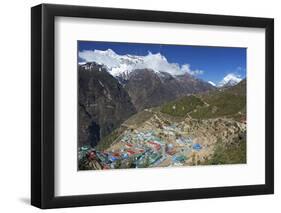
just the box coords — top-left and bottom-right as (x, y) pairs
(78, 128), (202, 170)
(78, 111), (246, 170)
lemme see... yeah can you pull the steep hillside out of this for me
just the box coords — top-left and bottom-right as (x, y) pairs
(124, 69), (214, 111)
(79, 62), (136, 147)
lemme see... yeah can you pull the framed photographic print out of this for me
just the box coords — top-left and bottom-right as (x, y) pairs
(31, 3), (274, 209)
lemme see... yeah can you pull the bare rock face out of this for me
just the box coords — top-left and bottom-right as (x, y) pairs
(78, 63), (136, 147)
(124, 69), (215, 111)
(124, 69), (175, 111)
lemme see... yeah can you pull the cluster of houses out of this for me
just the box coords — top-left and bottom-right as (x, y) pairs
(79, 125), (203, 170)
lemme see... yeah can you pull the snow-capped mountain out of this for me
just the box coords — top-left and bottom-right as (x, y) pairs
(218, 73), (242, 88)
(78, 49), (216, 111)
(78, 49), (202, 79)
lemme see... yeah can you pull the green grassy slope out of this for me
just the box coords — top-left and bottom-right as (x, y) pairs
(159, 79), (246, 119)
(190, 79), (246, 119)
(160, 95), (205, 117)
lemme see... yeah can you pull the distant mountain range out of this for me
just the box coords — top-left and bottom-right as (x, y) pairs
(79, 49), (209, 80)
(79, 49), (242, 88)
(79, 49), (193, 78)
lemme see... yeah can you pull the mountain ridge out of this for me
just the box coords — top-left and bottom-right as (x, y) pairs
(79, 49), (208, 80)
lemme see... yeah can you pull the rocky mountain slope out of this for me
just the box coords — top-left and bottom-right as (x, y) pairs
(78, 62), (136, 147)
(124, 69), (214, 111)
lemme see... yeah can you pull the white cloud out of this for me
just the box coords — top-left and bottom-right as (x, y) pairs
(79, 49), (204, 77)
(208, 81), (216, 86)
(181, 64), (204, 75)
(79, 49), (120, 68)
(218, 73), (242, 87)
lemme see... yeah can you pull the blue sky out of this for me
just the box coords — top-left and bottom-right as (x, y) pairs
(78, 41), (246, 85)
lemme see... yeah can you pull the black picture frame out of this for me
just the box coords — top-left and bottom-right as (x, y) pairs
(31, 3), (274, 209)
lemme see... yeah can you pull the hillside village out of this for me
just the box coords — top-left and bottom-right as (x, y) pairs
(79, 81), (246, 170)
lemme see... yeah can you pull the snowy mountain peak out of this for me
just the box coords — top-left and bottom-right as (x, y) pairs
(218, 73), (242, 87)
(78, 49), (202, 79)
